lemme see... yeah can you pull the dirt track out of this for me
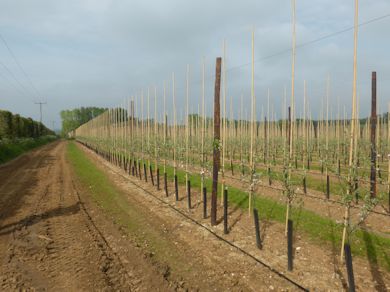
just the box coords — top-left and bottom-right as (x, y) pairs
(1, 141), (388, 291)
(0, 141), (171, 291)
(0, 141), (298, 291)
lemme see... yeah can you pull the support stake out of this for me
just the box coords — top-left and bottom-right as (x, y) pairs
(223, 189), (228, 234)
(174, 175), (179, 201)
(253, 208), (262, 249)
(164, 172), (168, 197)
(203, 187), (207, 219)
(211, 57), (222, 226)
(187, 180), (191, 209)
(344, 244), (356, 292)
(287, 219), (293, 271)
(156, 168), (160, 190)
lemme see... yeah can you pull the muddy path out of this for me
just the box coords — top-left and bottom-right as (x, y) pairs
(0, 141), (170, 291)
(2, 140), (388, 291)
(0, 140), (301, 291)
(81, 143), (390, 291)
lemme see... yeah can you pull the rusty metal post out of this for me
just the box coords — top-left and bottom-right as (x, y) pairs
(211, 57), (222, 226)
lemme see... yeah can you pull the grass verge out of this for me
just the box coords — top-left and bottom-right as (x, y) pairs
(70, 142), (390, 272)
(142, 155), (390, 272)
(0, 136), (57, 164)
(66, 141), (195, 277)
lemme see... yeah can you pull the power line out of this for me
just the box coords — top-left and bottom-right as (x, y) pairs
(0, 60), (36, 101)
(144, 12), (390, 98)
(0, 69), (34, 101)
(34, 102), (47, 125)
(226, 13), (390, 73)
(0, 33), (41, 98)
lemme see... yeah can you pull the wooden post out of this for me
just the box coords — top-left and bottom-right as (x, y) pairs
(288, 106), (291, 148)
(253, 208), (262, 249)
(187, 180), (191, 210)
(344, 244), (356, 292)
(370, 71), (377, 198)
(164, 172), (168, 197)
(211, 57), (222, 226)
(223, 189), (228, 234)
(203, 187), (207, 219)
(264, 116), (268, 162)
(174, 175), (179, 201)
(156, 168), (160, 190)
(149, 165), (154, 186)
(326, 175), (330, 199)
(287, 219), (293, 271)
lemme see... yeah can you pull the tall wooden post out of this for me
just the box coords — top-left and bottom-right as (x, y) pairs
(370, 71), (377, 198)
(264, 116), (268, 161)
(211, 57), (222, 226)
(288, 106), (291, 148)
(131, 101), (134, 120)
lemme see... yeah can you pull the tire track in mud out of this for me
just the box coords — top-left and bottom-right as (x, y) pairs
(0, 141), (135, 291)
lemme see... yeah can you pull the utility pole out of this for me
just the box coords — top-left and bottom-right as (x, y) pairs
(35, 101), (47, 135)
(35, 101), (47, 124)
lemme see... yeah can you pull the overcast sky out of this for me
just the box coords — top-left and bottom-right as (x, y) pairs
(0, 0), (389, 129)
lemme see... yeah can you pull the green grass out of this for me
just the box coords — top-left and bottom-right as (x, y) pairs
(0, 136), (57, 164)
(143, 156), (390, 272)
(66, 142), (193, 275)
(70, 142), (390, 272)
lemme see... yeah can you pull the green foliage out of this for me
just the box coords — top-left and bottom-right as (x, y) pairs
(66, 142), (190, 274)
(0, 110), (54, 139)
(0, 135), (57, 164)
(60, 107), (107, 136)
(71, 142), (390, 271)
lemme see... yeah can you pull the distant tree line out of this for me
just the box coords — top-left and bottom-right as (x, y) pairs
(0, 110), (54, 139)
(60, 107), (107, 136)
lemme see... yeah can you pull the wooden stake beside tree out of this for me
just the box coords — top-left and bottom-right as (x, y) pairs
(211, 57), (222, 226)
(249, 27), (256, 216)
(370, 71), (377, 198)
(201, 58), (206, 197)
(284, 0), (297, 236)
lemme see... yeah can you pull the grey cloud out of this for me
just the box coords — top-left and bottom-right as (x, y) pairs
(0, 0), (389, 129)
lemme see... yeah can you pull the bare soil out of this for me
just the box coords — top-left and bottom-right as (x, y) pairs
(83, 144), (390, 291)
(0, 141), (170, 291)
(1, 140), (304, 291)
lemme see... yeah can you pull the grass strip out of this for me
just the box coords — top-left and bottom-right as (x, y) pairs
(71, 142), (390, 272)
(0, 135), (57, 164)
(67, 142), (195, 276)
